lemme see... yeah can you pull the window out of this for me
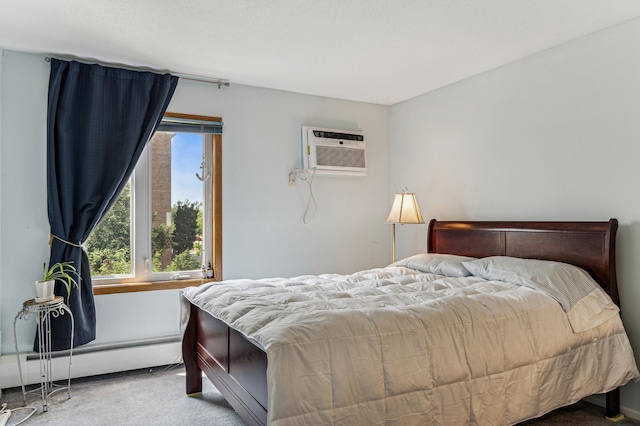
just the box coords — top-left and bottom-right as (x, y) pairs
(87, 113), (222, 294)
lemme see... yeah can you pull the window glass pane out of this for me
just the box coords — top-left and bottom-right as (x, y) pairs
(86, 181), (133, 276)
(151, 131), (204, 273)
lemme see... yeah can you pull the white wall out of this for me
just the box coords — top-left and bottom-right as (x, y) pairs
(0, 51), (50, 361)
(169, 79), (391, 279)
(0, 50), (391, 386)
(391, 17), (640, 415)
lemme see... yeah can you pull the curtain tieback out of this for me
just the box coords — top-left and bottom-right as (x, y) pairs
(50, 233), (84, 248)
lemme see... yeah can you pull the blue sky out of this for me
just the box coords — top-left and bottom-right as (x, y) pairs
(171, 133), (203, 205)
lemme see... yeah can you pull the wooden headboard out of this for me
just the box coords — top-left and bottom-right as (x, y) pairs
(427, 219), (619, 306)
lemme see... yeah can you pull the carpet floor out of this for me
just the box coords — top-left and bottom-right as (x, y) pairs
(1, 364), (637, 425)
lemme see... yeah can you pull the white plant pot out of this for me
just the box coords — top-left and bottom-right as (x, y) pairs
(35, 279), (55, 303)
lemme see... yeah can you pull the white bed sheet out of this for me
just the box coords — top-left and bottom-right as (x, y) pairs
(181, 266), (639, 426)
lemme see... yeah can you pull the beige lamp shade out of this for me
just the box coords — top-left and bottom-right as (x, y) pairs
(385, 188), (424, 224)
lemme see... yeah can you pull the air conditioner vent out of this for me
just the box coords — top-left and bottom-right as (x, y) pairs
(316, 145), (366, 168)
(301, 126), (366, 176)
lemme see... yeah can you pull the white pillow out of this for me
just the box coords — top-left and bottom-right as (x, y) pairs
(462, 256), (618, 332)
(392, 253), (476, 278)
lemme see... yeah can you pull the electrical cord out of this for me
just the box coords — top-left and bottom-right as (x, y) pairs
(159, 350), (185, 372)
(292, 168), (317, 224)
(0, 403), (36, 426)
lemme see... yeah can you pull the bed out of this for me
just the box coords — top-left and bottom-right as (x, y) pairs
(180, 219), (639, 425)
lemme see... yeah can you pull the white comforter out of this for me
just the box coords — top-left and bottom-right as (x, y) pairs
(181, 266), (639, 426)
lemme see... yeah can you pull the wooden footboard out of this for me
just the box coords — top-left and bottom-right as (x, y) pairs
(183, 303), (268, 426)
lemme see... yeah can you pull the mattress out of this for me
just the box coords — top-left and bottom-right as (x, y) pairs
(181, 263), (639, 425)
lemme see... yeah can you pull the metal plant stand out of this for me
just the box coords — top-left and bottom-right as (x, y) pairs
(13, 296), (74, 412)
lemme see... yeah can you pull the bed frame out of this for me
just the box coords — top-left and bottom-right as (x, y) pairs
(182, 219), (621, 425)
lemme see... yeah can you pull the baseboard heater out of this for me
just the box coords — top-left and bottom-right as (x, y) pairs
(26, 334), (181, 361)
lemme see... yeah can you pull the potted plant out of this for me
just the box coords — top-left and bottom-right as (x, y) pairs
(35, 261), (80, 302)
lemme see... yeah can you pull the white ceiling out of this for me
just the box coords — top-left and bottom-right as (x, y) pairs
(2, 1), (640, 105)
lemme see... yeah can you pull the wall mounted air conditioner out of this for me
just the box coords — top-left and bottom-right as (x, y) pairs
(301, 126), (366, 176)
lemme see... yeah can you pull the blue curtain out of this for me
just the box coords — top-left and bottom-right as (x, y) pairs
(45, 59), (178, 350)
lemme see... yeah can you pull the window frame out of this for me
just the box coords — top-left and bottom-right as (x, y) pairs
(93, 112), (222, 295)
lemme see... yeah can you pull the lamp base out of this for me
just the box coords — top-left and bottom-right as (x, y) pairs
(391, 223), (396, 263)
